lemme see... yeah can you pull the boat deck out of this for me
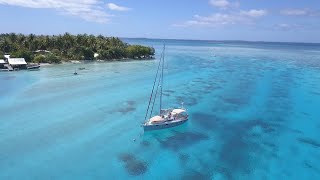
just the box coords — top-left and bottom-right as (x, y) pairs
(143, 117), (188, 131)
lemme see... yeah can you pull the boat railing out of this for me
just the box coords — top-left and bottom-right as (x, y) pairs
(160, 108), (173, 115)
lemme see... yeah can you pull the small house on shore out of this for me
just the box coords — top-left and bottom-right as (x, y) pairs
(8, 58), (27, 69)
(1, 55), (39, 71)
(34, 50), (51, 53)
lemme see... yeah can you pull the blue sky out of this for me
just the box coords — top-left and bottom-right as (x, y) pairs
(1, 0), (320, 43)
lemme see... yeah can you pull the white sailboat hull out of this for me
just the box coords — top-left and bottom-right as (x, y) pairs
(143, 117), (188, 131)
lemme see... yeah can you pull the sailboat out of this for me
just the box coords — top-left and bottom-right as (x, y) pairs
(74, 69), (78, 75)
(143, 45), (188, 131)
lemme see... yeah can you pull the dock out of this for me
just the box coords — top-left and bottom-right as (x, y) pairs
(4, 64), (13, 71)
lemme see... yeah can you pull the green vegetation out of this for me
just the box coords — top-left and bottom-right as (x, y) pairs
(33, 55), (45, 63)
(10, 49), (34, 62)
(126, 45), (155, 59)
(0, 33), (155, 63)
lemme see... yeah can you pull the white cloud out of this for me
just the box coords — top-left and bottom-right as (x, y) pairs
(209, 0), (229, 9)
(274, 23), (304, 31)
(281, 9), (308, 16)
(173, 9), (267, 27)
(173, 20), (210, 27)
(106, 3), (131, 11)
(240, 9), (267, 18)
(193, 14), (249, 25)
(0, 0), (112, 23)
(209, 0), (239, 9)
(280, 8), (319, 16)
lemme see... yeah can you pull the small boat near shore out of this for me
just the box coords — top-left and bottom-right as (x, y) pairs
(27, 64), (40, 70)
(74, 69), (78, 75)
(143, 45), (188, 131)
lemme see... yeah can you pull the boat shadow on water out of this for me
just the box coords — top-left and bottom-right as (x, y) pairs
(155, 130), (209, 151)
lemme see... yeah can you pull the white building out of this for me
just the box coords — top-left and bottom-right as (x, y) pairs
(1, 55), (28, 70)
(7, 58), (27, 69)
(8, 58), (27, 66)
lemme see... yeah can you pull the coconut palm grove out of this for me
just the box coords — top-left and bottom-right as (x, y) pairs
(0, 33), (155, 63)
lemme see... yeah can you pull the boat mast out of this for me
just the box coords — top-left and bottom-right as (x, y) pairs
(159, 44), (165, 114)
(144, 48), (164, 121)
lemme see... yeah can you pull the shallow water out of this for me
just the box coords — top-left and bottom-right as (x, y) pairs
(1, 40), (320, 179)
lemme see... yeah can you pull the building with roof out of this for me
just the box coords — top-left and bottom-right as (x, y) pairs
(34, 50), (51, 55)
(2, 54), (40, 71)
(8, 58), (27, 69)
(0, 59), (13, 71)
(4, 55), (10, 59)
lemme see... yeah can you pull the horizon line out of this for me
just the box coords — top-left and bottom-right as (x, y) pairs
(0, 32), (319, 44)
(121, 37), (320, 45)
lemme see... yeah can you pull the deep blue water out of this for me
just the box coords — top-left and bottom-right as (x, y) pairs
(1, 39), (320, 179)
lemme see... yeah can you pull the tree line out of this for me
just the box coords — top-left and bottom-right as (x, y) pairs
(0, 33), (155, 63)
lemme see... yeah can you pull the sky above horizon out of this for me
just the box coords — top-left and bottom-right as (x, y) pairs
(1, 0), (320, 43)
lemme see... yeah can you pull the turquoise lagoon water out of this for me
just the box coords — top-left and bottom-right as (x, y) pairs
(1, 39), (320, 179)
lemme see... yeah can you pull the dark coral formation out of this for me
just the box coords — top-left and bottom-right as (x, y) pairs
(158, 131), (209, 151)
(111, 100), (136, 114)
(140, 140), (151, 147)
(298, 137), (320, 148)
(191, 112), (224, 130)
(118, 153), (148, 176)
(178, 153), (190, 165)
(180, 170), (211, 180)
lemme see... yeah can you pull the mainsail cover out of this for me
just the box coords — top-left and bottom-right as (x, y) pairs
(171, 109), (186, 115)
